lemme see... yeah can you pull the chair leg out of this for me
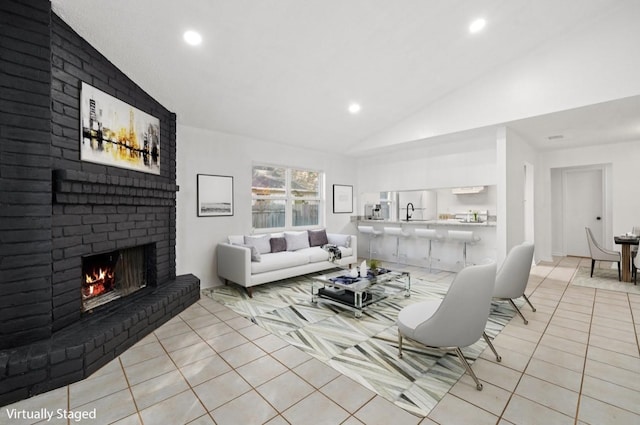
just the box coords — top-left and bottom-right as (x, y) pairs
(508, 299), (528, 325)
(523, 294), (537, 312)
(454, 347), (483, 391)
(590, 259), (595, 278)
(398, 332), (403, 358)
(482, 332), (501, 362)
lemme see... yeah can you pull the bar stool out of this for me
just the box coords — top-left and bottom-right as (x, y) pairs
(358, 225), (383, 260)
(414, 228), (443, 272)
(448, 230), (480, 267)
(384, 226), (410, 263)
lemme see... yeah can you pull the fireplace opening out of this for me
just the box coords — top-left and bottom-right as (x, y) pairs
(81, 244), (152, 312)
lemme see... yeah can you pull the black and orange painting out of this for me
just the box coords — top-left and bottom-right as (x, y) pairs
(80, 82), (160, 174)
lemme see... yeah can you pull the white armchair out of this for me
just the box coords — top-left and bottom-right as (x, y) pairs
(493, 242), (536, 325)
(396, 261), (498, 391)
(585, 227), (621, 281)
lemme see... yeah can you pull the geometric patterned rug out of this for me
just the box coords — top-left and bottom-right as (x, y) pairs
(203, 268), (517, 417)
(571, 266), (640, 295)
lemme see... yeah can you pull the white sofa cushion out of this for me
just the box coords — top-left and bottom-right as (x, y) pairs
(228, 235), (244, 245)
(296, 247), (330, 263)
(251, 251), (309, 274)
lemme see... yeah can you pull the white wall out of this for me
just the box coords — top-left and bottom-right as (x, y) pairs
(435, 186), (497, 218)
(176, 124), (357, 288)
(504, 129), (537, 252)
(350, 2), (640, 153)
(536, 139), (640, 262)
(496, 127), (538, 264)
(356, 136), (497, 194)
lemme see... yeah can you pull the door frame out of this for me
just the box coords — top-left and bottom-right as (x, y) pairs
(560, 164), (611, 256)
(524, 162), (535, 245)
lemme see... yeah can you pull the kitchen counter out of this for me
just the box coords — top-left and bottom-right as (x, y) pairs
(354, 217), (497, 272)
(358, 218), (496, 227)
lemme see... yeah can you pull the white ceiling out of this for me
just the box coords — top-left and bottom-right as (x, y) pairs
(51, 0), (639, 154)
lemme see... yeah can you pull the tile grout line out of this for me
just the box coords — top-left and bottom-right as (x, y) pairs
(173, 300), (351, 424)
(572, 272), (598, 425)
(493, 259), (581, 423)
(118, 356), (145, 425)
(160, 308), (260, 424)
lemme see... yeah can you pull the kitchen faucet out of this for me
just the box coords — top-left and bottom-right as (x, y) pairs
(406, 203), (414, 221)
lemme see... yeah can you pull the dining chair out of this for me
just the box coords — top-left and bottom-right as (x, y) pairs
(493, 242), (536, 325)
(632, 226), (640, 258)
(396, 261), (499, 391)
(585, 227), (621, 281)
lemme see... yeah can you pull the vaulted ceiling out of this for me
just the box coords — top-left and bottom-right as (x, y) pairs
(51, 0), (640, 154)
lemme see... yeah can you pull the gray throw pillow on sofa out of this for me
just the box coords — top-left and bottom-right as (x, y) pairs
(327, 234), (350, 248)
(270, 237), (287, 253)
(232, 243), (261, 262)
(244, 235), (271, 254)
(308, 229), (329, 247)
(284, 231), (310, 251)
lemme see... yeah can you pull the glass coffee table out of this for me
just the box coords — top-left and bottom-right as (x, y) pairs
(311, 268), (410, 318)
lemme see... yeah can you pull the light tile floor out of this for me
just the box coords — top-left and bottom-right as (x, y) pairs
(2, 256), (639, 424)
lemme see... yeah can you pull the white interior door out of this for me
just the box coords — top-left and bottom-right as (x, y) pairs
(564, 168), (604, 257)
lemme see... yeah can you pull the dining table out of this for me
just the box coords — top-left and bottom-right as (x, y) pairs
(614, 235), (640, 282)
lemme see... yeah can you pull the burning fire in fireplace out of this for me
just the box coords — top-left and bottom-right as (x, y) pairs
(81, 246), (149, 312)
(82, 266), (115, 299)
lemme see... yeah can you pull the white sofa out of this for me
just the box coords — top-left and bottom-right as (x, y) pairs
(217, 230), (357, 297)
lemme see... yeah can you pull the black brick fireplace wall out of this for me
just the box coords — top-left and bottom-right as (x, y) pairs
(0, 0), (200, 405)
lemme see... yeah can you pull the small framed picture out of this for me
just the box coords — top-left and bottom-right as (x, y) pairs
(197, 174), (233, 217)
(333, 184), (353, 214)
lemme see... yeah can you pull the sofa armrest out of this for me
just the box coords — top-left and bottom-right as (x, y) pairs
(217, 243), (251, 287)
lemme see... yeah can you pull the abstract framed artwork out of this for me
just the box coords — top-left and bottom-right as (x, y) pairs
(333, 184), (353, 214)
(197, 174), (234, 217)
(80, 81), (161, 174)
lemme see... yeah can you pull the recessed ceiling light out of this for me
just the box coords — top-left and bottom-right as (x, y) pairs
(348, 103), (361, 114)
(183, 30), (202, 46)
(469, 18), (486, 34)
